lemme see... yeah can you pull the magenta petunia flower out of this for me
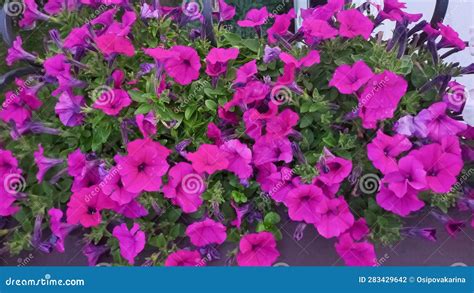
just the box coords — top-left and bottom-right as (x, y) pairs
(205, 48), (239, 77)
(6, 36), (37, 66)
(230, 202), (250, 228)
(257, 163), (294, 202)
(218, 0), (236, 22)
(55, 91), (85, 127)
(45, 0), (79, 15)
(252, 135), (293, 166)
(93, 69), (132, 116)
(263, 45), (281, 63)
(266, 108), (299, 138)
(315, 197), (354, 239)
(113, 199), (148, 219)
(112, 223), (145, 265)
(304, 19), (338, 40)
(164, 46), (201, 85)
(82, 243), (109, 267)
(0, 187), (20, 216)
(267, 9), (296, 44)
(143, 47), (178, 63)
(220, 139), (253, 180)
(376, 186), (424, 217)
(279, 50), (320, 69)
(384, 155), (427, 198)
(409, 143), (463, 193)
(19, 0), (51, 29)
(301, 0), (344, 21)
(100, 167), (139, 205)
(235, 60), (258, 84)
(337, 9), (373, 40)
(421, 102), (467, 142)
(317, 151), (353, 186)
(135, 112), (157, 138)
(186, 218), (227, 247)
(367, 130), (412, 174)
(284, 184), (328, 224)
(358, 71), (408, 129)
(440, 135), (462, 156)
(393, 114), (429, 138)
(347, 218), (370, 241)
(379, 0), (422, 23)
(0, 149), (20, 176)
(95, 34), (135, 57)
(438, 23), (466, 50)
(0, 84), (42, 126)
(117, 138), (171, 193)
(329, 61), (374, 94)
(237, 7), (269, 28)
(67, 149), (87, 178)
(335, 234), (376, 266)
(63, 26), (91, 49)
(236, 232), (280, 266)
(34, 144), (64, 183)
(48, 208), (75, 253)
(162, 162), (205, 213)
(165, 250), (203, 266)
(187, 144), (229, 175)
(66, 186), (117, 227)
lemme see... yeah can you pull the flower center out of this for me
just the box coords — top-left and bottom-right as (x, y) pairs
(87, 207), (97, 215)
(138, 163), (146, 172)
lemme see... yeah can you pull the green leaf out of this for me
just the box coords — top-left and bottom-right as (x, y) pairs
(205, 99), (217, 111)
(264, 212), (281, 225)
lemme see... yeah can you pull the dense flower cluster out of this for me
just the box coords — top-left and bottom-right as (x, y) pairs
(1, 0), (472, 266)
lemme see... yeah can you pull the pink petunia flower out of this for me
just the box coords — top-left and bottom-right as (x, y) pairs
(237, 7), (269, 28)
(329, 61), (374, 94)
(367, 130), (412, 174)
(279, 50), (321, 69)
(234, 60), (258, 84)
(164, 46), (201, 85)
(315, 197), (354, 238)
(256, 163), (294, 202)
(205, 48), (239, 77)
(266, 108), (299, 138)
(267, 9), (296, 44)
(113, 199), (148, 219)
(66, 186), (117, 227)
(135, 112), (157, 138)
(438, 23), (466, 50)
(384, 155), (427, 198)
(19, 0), (51, 29)
(48, 208), (75, 253)
(0, 187), (20, 216)
(252, 135), (293, 166)
(304, 19), (338, 40)
(300, 0), (344, 21)
(409, 143), (463, 193)
(55, 91), (85, 127)
(0, 81), (42, 126)
(337, 9), (374, 40)
(165, 250), (203, 266)
(34, 144), (64, 183)
(100, 167), (139, 205)
(420, 102), (467, 142)
(186, 218), (227, 247)
(379, 0), (422, 23)
(45, 0), (79, 15)
(117, 138), (171, 193)
(220, 139), (253, 180)
(63, 26), (91, 49)
(162, 162), (205, 213)
(317, 150), (353, 185)
(95, 34), (135, 57)
(218, 0), (236, 22)
(0, 149), (20, 176)
(335, 233), (376, 266)
(93, 69), (132, 116)
(187, 144), (229, 175)
(347, 218), (370, 241)
(6, 36), (37, 66)
(376, 186), (425, 217)
(112, 223), (145, 265)
(284, 184), (328, 224)
(236, 232), (280, 266)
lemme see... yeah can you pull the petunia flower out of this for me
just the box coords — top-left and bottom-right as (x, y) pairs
(234, 60), (258, 84)
(117, 138), (171, 193)
(284, 184), (328, 224)
(400, 227), (437, 242)
(236, 232), (280, 266)
(162, 162), (205, 213)
(443, 81), (467, 112)
(438, 23), (466, 50)
(420, 102), (467, 142)
(409, 143), (463, 193)
(347, 218), (370, 241)
(230, 202), (250, 228)
(263, 45), (281, 63)
(218, 0), (236, 22)
(384, 155), (427, 198)
(0, 86), (42, 127)
(205, 48), (239, 77)
(252, 135), (293, 166)
(393, 114), (429, 138)
(267, 9), (296, 44)
(82, 243), (109, 266)
(335, 234), (376, 266)
(135, 112), (157, 138)
(317, 150), (353, 186)
(100, 167), (139, 205)
(330, 61), (374, 95)
(20, 0), (51, 29)
(93, 69), (132, 116)
(186, 218), (227, 247)
(279, 50), (321, 69)
(337, 9), (373, 40)
(187, 144), (229, 175)
(304, 19), (338, 40)
(34, 144), (64, 183)
(301, 0), (343, 21)
(237, 7), (269, 28)
(315, 197), (354, 239)
(113, 199), (148, 219)
(44, 0), (79, 15)
(48, 208), (75, 253)
(0, 187), (20, 216)
(367, 130), (412, 174)
(376, 185), (425, 217)
(163, 46), (201, 85)
(430, 211), (466, 237)
(112, 223), (146, 265)
(0, 149), (20, 176)
(378, 0), (422, 23)
(63, 26), (91, 49)
(256, 163), (294, 202)
(55, 91), (85, 127)
(165, 250), (203, 266)
(66, 186), (117, 227)
(6, 36), (38, 66)
(220, 139), (253, 180)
